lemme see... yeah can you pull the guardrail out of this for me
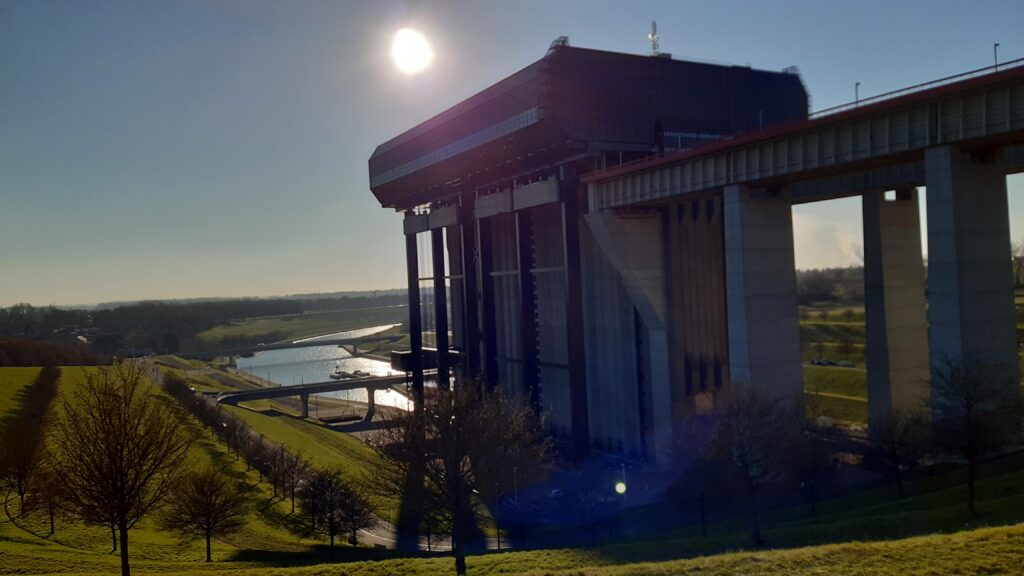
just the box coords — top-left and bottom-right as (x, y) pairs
(810, 56), (1024, 119)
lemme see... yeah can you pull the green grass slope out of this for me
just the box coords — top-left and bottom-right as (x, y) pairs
(4, 521), (1023, 575)
(0, 366), (328, 571)
(6, 364), (1024, 576)
(223, 405), (378, 477)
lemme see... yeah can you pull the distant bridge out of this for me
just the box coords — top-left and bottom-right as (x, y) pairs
(215, 371), (435, 421)
(178, 334), (402, 361)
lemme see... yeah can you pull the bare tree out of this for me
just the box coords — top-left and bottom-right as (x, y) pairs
(790, 393), (836, 516)
(812, 341), (826, 359)
(931, 355), (1023, 517)
(300, 469), (373, 556)
(369, 385), (551, 575)
(159, 465), (250, 562)
(50, 362), (192, 576)
(281, 451), (312, 514)
(868, 408), (929, 499)
(707, 385), (801, 547)
(836, 338), (855, 362)
(22, 448), (64, 535)
(1012, 240), (1024, 287)
(337, 479), (376, 545)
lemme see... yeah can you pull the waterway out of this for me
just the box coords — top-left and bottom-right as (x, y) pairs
(234, 324), (411, 410)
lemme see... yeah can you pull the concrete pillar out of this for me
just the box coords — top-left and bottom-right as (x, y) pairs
(585, 210), (672, 463)
(364, 388), (376, 422)
(724, 185), (803, 400)
(863, 189), (930, 425)
(925, 146), (1017, 393)
(299, 393), (309, 419)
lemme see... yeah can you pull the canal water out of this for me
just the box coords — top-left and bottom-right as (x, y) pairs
(234, 324), (411, 410)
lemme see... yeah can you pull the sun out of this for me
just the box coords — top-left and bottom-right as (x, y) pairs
(391, 28), (433, 75)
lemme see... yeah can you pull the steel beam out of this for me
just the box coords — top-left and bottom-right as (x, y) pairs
(516, 210), (540, 410)
(404, 218), (425, 408)
(431, 227), (450, 390)
(562, 176), (590, 455)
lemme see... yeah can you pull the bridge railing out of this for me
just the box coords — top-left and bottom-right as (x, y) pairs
(810, 56), (1024, 119)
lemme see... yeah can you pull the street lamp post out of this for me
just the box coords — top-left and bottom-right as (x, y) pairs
(995, 42), (1001, 70)
(855, 82), (861, 105)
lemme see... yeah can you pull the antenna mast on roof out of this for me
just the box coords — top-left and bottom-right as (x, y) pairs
(648, 21), (659, 56)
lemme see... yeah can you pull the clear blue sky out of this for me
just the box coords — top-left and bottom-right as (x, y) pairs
(2, 0), (1022, 306)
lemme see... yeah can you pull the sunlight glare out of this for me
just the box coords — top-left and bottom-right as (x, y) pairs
(391, 28), (433, 75)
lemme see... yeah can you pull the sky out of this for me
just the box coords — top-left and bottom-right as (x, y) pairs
(1, 0), (1022, 307)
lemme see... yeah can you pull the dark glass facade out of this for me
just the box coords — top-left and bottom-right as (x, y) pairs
(369, 44), (808, 211)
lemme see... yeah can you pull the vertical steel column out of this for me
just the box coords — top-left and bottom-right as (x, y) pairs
(478, 217), (498, 386)
(562, 174), (590, 455)
(459, 198), (481, 378)
(516, 209), (540, 409)
(404, 219), (424, 409)
(431, 227), (450, 390)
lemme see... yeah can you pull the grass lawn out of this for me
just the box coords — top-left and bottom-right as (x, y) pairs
(1, 366), (332, 570)
(223, 404), (380, 478)
(803, 365), (867, 424)
(153, 358), (383, 477)
(5, 365), (1024, 575)
(197, 306), (407, 344)
(0, 366), (41, 415)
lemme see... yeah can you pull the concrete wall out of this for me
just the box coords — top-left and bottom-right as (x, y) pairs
(585, 210), (673, 461)
(580, 221), (644, 456)
(668, 197), (731, 417)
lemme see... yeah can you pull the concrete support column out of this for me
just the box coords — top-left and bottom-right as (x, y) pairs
(863, 189), (930, 425)
(365, 388), (376, 422)
(299, 393), (309, 419)
(431, 228), (450, 390)
(925, 146), (1017, 393)
(404, 224), (425, 410)
(724, 185), (803, 400)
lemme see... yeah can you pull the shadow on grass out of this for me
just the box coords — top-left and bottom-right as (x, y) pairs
(226, 543), (435, 566)
(548, 451), (1024, 568)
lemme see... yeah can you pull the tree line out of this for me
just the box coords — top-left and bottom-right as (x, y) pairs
(0, 292), (407, 358)
(796, 266), (864, 306)
(0, 337), (98, 367)
(160, 371), (376, 559)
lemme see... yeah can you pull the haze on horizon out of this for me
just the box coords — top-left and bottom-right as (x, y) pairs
(2, 0), (1023, 308)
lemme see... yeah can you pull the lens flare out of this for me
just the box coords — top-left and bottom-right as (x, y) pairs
(391, 29), (433, 75)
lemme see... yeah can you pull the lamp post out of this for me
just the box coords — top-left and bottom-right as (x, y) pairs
(855, 82), (861, 105)
(994, 42), (1001, 70)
